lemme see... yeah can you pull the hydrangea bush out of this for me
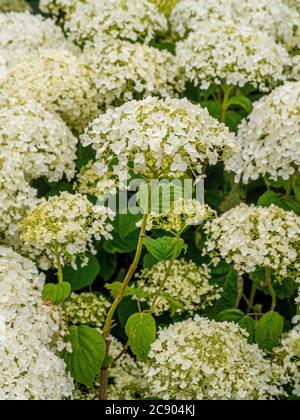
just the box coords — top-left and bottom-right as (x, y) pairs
(0, 0), (299, 401)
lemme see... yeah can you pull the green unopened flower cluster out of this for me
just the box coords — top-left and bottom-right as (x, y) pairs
(65, 292), (111, 328)
(143, 199), (216, 233)
(135, 259), (222, 315)
(146, 316), (282, 400)
(0, 0), (31, 12)
(19, 192), (114, 270)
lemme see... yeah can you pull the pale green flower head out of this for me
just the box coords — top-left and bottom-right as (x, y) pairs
(19, 192), (114, 270)
(0, 0), (31, 12)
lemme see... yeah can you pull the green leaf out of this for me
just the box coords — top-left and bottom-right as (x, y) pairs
(238, 316), (256, 343)
(105, 282), (150, 300)
(216, 309), (244, 323)
(143, 237), (186, 261)
(255, 311), (284, 351)
(228, 95), (253, 113)
(201, 100), (222, 120)
(42, 282), (71, 304)
(63, 256), (100, 291)
(64, 326), (105, 387)
(115, 213), (142, 239)
(125, 313), (156, 361)
(103, 229), (139, 253)
(258, 190), (300, 215)
(292, 176), (300, 201)
(160, 292), (184, 315)
(143, 253), (159, 269)
(99, 252), (117, 281)
(137, 182), (185, 213)
(210, 263), (238, 311)
(225, 111), (243, 132)
(117, 297), (148, 328)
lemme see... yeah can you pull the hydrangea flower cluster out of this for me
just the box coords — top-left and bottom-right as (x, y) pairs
(227, 82), (300, 183)
(0, 12), (73, 69)
(59, 0), (168, 46)
(145, 316), (281, 400)
(170, 0), (300, 50)
(135, 259), (222, 315)
(80, 97), (237, 179)
(176, 22), (290, 92)
(65, 292), (111, 328)
(0, 0), (31, 12)
(83, 36), (184, 108)
(149, 0), (179, 16)
(143, 199), (215, 233)
(19, 192), (114, 270)
(271, 325), (300, 398)
(0, 54), (6, 80)
(75, 161), (118, 201)
(40, 0), (77, 18)
(204, 204), (300, 278)
(0, 49), (97, 131)
(0, 101), (78, 182)
(0, 151), (38, 245)
(0, 247), (74, 400)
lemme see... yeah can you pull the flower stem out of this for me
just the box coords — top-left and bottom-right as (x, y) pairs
(150, 254), (176, 314)
(266, 267), (276, 311)
(99, 189), (151, 400)
(54, 241), (63, 283)
(247, 283), (257, 313)
(220, 85), (233, 123)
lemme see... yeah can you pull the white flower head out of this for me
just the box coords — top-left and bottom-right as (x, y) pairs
(146, 316), (282, 399)
(0, 49), (98, 131)
(176, 21), (290, 92)
(0, 12), (75, 69)
(19, 192), (114, 270)
(204, 203), (300, 279)
(0, 101), (78, 182)
(227, 82), (300, 183)
(135, 259), (222, 315)
(80, 97), (237, 179)
(0, 0), (31, 12)
(0, 247), (74, 400)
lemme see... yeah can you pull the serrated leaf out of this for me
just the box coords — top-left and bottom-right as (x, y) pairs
(115, 213), (142, 239)
(42, 282), (71, 304)
(216, 309), (244, 322)
(228, 95), (253, 113)
(63, 256), (100, 291)
(255, 311), (284, 351)
(143, 253), (159, 269)
(210, 263), (238, 311)
(201, 101), (222, 120)
(105, 281), (150, 300)
(64, 326), (105, 387)
(143, 237), (186, 261)
(160, 292), (184, 315)
(117, 297), (148, 328)
(238, 316), (256, 343)
(258, 191), (300, 215)
(125, 313), (156, 361)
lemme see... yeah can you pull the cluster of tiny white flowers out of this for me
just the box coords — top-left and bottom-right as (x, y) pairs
(0, 101), (77, 182)
(143, 199), (215, 233)
(40, 0), (77, 18)
(0, 49), (98, 131)
(289, 55), (300, 81)
(0, 246), (74, 400)
(82, 36), (184, 109)
(204, 204), (300, 279)
(284, 0), (300, 13)
(145, 316), (281, 400)
(0, 12), (73, 70)
(149, 0), (180, 16)
(271, 325), (300, 398)
(227, 82), (300, 183)
(65, 292), (111, 328)
(0, 150), (38, 245)
(0, 0), (31, 12)
(74, 336), (147, 400)
(61, 0), (168, 46)
(135, 259), (222, 315)
(176, 22), (290, 92)
(170, 0), (300, 50)
(81, 97), (237, 179)
(0, 53), (6, 80)
(19, 192), (114, 270)
(75, 161), (118, 201)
